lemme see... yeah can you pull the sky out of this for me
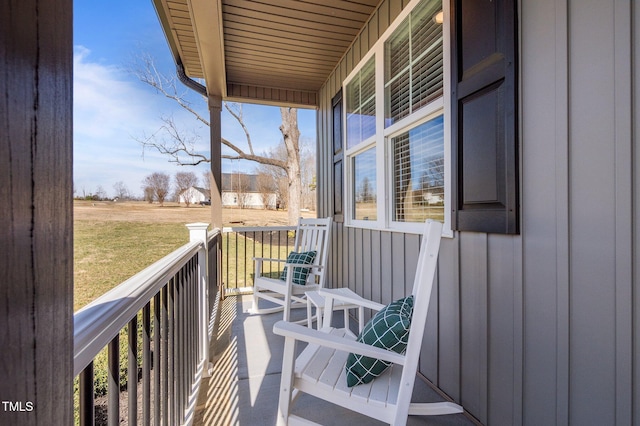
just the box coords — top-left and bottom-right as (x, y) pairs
(73, 0), (316, 199)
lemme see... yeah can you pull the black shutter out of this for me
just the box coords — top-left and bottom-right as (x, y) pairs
(450, 0), (519, 234)
(332, 89), (344, 222)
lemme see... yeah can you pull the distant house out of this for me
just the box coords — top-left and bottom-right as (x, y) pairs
(221, 173), (276, 209)
(179, 186), (210, 205)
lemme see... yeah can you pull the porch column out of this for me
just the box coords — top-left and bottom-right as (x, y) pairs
(1, 0), (73, 423)
(208, 95), (223, 230)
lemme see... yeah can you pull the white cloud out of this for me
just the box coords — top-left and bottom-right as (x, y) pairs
(73, 46), (317, 198)
(73, 46), (209, 197)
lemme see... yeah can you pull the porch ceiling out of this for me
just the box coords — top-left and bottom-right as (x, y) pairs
(152, 0), (381, 107)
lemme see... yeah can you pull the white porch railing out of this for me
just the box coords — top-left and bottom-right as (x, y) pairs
(73, 224), (221, 426)
(221, 225), (296, 296)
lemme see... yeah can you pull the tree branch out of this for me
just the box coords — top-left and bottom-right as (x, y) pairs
(220, 137), (287, 169)
(133, 53), (210, 127)
(135, 116), (210, 166)
(224, 102), (255, 155)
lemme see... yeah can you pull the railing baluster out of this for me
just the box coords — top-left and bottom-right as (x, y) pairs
(162, 285), (169, 426)
(79, 362), (94, 426)
(268, 230), (273, 275)
(178, 267), (184, 420)
(244, 231), (248, 286)
(154, 293), (161, 426)
(225, 233), (229, 296)
(251, 231), (256, 286)
(108, 335), (120, 426)
(235, 232), (239, 289)
(175, 273), (180, 424)
(278, 230), (282, 273)
(177, 269), (184, 421)
(143, 303), (151, 425)
(128, 317), (138, 426)
(191, 257), (198, 373)
(168, 279), (176, 425)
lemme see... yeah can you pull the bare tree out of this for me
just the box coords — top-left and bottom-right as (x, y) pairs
(113, 181), (130, 200)
(202, 171), (211, 193)
(299, 137), (317, 210)
(132, 54), (305, 225)
(95, 185), (107, 201)
(142, 172), (171, 206)
(174, 171), (199, 207)
(143, 186), (155, 203)
(256, 172), (275, 209)
(232, 172), (252, 209)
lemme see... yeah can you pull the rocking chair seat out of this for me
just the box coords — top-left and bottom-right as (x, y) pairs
(274, 322), (463, 424)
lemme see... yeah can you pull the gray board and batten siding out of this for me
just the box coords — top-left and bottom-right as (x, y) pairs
(317, 0), (639, 425)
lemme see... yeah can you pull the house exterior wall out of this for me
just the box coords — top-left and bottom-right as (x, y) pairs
(179, 187), (208, 204)
(221, 192), (276, 209)
(317, 0), (638, 424)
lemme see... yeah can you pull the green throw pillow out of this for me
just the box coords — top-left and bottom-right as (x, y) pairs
(280, 250), (317, 286)
(345, 295), (414, 387)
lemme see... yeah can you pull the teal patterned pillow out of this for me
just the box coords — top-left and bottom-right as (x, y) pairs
(345, 295), (414, 387)
(279, 250), (317, 285)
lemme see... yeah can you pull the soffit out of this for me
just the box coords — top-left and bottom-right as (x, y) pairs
(154, 0), (381, 107)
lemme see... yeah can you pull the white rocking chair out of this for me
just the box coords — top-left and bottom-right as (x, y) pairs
(249, 217), (332, 322)
(273, 220), (464, 425)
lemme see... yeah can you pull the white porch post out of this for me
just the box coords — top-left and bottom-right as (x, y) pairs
(186, 222), (211, 376)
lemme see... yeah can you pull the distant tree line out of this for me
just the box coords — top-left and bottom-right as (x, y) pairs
(73, 171), (211, 204)
(142, 171), (210, 206)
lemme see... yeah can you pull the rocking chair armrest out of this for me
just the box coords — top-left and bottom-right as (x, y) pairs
(273, 320), (406, 366)
(318, 288), (385, 312)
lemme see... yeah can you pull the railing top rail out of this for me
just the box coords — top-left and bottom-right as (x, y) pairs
(222, 225), (296, 233)
(207, 228), (222, 241)
(73, 240), (204, 377)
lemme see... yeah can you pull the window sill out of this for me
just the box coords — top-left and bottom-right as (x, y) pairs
(344, 221), (454, 239)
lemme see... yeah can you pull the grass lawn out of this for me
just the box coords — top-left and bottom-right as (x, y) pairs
(74, 200), (312, 310)
(72, 201), (313, 422)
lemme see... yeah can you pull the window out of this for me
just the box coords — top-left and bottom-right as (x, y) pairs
(346, 57), (376, 150)
(353, 148), (377, 221)
(344, 0), (450, 234)
(392, 115), (444, 223)
(385, 0), (443, 126)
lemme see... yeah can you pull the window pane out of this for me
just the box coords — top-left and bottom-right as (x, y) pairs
(385, 0), (443, 126)
(392, 115), (444, 223)
(353, 148), (377, 220)
(346, 57), (376, 149)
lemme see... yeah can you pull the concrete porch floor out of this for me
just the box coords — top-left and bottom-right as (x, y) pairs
(193, 295), (477, 426)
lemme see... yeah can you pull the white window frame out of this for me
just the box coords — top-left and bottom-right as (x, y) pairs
(343, 0), (452, 236)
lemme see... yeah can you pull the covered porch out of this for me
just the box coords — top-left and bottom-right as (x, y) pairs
(5, 0), (640, 424)
(194, 294), (474, 426)
(71, 223), (473, 425)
